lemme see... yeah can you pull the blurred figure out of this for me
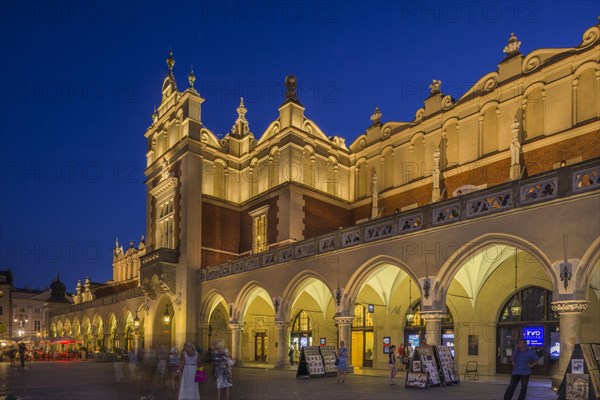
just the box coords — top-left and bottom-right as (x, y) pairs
(169, 346), (180, 392)
(214, 340), (233, 400)
(176, 342), (200, 400)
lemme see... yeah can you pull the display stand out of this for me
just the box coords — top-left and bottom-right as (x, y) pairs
(435, 346), (460, 385)
(412, 345), (441, 386)
(558, 343), (600, 400)
(319, 346), (337, 376)
(296, 346), (326, 379)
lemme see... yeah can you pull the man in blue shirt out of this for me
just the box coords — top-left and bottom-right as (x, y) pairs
(503, 339), (540, 400)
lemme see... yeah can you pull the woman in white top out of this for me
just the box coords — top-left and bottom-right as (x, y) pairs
(177, 342), (200, 400)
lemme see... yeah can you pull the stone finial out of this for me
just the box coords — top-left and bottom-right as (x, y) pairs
(429, 80), (442, 94)
(140, 235), (145, 244)
(188, 65), (196, 89)
(284, 75), (298, 101)
(166, 50), (175, 73)
(503, 33), (521, 55)
(370, 106), (382, 123)
(152, 106), (158, 123)
(237, 97), (247, 120)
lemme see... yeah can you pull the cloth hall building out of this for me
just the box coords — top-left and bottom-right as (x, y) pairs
(48, 23), (600, 385)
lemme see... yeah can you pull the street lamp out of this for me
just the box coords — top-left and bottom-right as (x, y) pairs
(163, 304), (171, 326)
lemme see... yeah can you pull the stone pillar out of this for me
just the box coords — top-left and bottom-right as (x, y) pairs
(335, 316), (354, 373)
(229, 323), (243, 365)
(274, 321), (291, 368)
(421, 311), (446, 346)
(551, 300), (589, 388)
(103, 333), (110, 350)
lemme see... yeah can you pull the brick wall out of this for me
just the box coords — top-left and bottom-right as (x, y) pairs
(303, 195), (351, 238)
(201, 202), (240, 268)
(522, 130), (600, 176)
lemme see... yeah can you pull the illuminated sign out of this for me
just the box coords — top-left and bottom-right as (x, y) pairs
(368, 304), (374, 313)
(523, 326), (544, 346)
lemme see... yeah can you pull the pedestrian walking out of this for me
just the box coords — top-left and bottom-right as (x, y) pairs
(289, 342), (295, 366)
(503, 339), (539, 400)
(388, 345), (398, 385)
(177, 342), (200, 400)
(214, 339), (234, 400)
(9, 346), (16, 366)
(18, 343), (26, 368)
(336, 340), (348, 384)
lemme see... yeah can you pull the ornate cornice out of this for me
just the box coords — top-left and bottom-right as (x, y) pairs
(274, 321), (291, 329)
(335, 316), (354, 325)
(420, 311), (447, 321)
(551, 300), (589, 313)
(149, 175), (178, 199)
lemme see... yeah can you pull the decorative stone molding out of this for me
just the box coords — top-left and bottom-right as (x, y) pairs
(274, 321), (291, 329)
(149, 175), (178, 199)
(335, 316), (354, 325)
(551, 300), (589, 313)
(229, 323), (244, 330)
(420, 311), (447, 321)
(578, 25), (600, 49)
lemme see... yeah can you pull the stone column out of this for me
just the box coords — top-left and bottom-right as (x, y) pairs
(103, 333), (110, 350)
(335, 316), (354, 373)
(229, 323), (243, 365)
(421, 310), (446, 346)
(551, 300), (589, 388)
(274, 321), (291, 368)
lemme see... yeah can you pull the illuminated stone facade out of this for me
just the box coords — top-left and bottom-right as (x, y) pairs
(49, 23), (599, 384)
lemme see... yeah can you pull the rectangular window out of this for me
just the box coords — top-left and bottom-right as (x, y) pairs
(19, 307), (25, 313)
(249, 205), (270, 254)
(0, 305), (3, 315)
(34, 320), (41, 332)
(34, 308), (41, 313)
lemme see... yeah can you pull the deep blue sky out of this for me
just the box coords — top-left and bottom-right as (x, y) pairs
(0, 1), (598, 290)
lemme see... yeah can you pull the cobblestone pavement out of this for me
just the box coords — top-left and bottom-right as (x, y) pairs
(2, 360), (558, 400)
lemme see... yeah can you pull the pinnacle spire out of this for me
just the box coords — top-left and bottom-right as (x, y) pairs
(166, 50), (175, 73)
(188, 64), (196, 89)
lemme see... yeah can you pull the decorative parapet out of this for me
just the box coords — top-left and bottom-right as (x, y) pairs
(432, 201), (460, 225)
(274, 321), (291, 329)
(466, 188), (513, 217)
(551, 300), (589, 313)
(199, 159), (600, 283)
(572, 165), (600, 194)
(520, 177), (558, 205)
(49, 287), (144, 317)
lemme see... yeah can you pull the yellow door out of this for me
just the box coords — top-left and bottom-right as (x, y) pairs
(352, 331), (363, 367)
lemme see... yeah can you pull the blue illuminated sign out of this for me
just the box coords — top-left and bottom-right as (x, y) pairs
(523, 326), (545, 346)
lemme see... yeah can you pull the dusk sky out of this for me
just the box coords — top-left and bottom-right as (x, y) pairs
(0, 1), (598, 290)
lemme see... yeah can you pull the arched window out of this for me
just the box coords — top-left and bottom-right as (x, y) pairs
(497, 286), (558, 375)
(576, 68), (599, 123)
(524, 86), (545, 140)
(356, 160), (368, 199)
(352, 304), (374, 367)
(291, 310), (313, 348)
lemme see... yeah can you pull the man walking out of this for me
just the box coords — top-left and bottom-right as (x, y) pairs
(18, 343), (26, 368)
(504, 339), (539, 400)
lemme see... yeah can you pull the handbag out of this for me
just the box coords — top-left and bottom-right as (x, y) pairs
(227, 357), (236, 367)
(334, 358), (339, 366)
(194, 366), (207, 383)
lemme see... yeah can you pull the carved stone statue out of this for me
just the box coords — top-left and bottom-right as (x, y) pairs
(285, 75), (298, 101)
(433, 147), (441, 190)
(510, 119), (521, 166)
(371, 168), (379, 219)
(161, 158), (171, 181)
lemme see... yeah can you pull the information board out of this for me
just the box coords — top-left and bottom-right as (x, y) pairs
(557, 343), (600, 400)
(414, 345), (441, 386)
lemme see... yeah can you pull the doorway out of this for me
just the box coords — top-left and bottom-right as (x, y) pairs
(255, 332), (268, 362)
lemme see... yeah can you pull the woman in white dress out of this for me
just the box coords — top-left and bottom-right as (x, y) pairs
(177, 342), (200, 400)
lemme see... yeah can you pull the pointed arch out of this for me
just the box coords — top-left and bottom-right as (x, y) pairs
(576, 236), (600, 296)
(436, 233), (557, 301)
(280, 270), (335, 322)
(343, 255), (420, 314)
(232, 281), (274, 323)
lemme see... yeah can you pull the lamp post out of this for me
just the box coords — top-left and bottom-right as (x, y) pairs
(510, 249), (522, 318)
